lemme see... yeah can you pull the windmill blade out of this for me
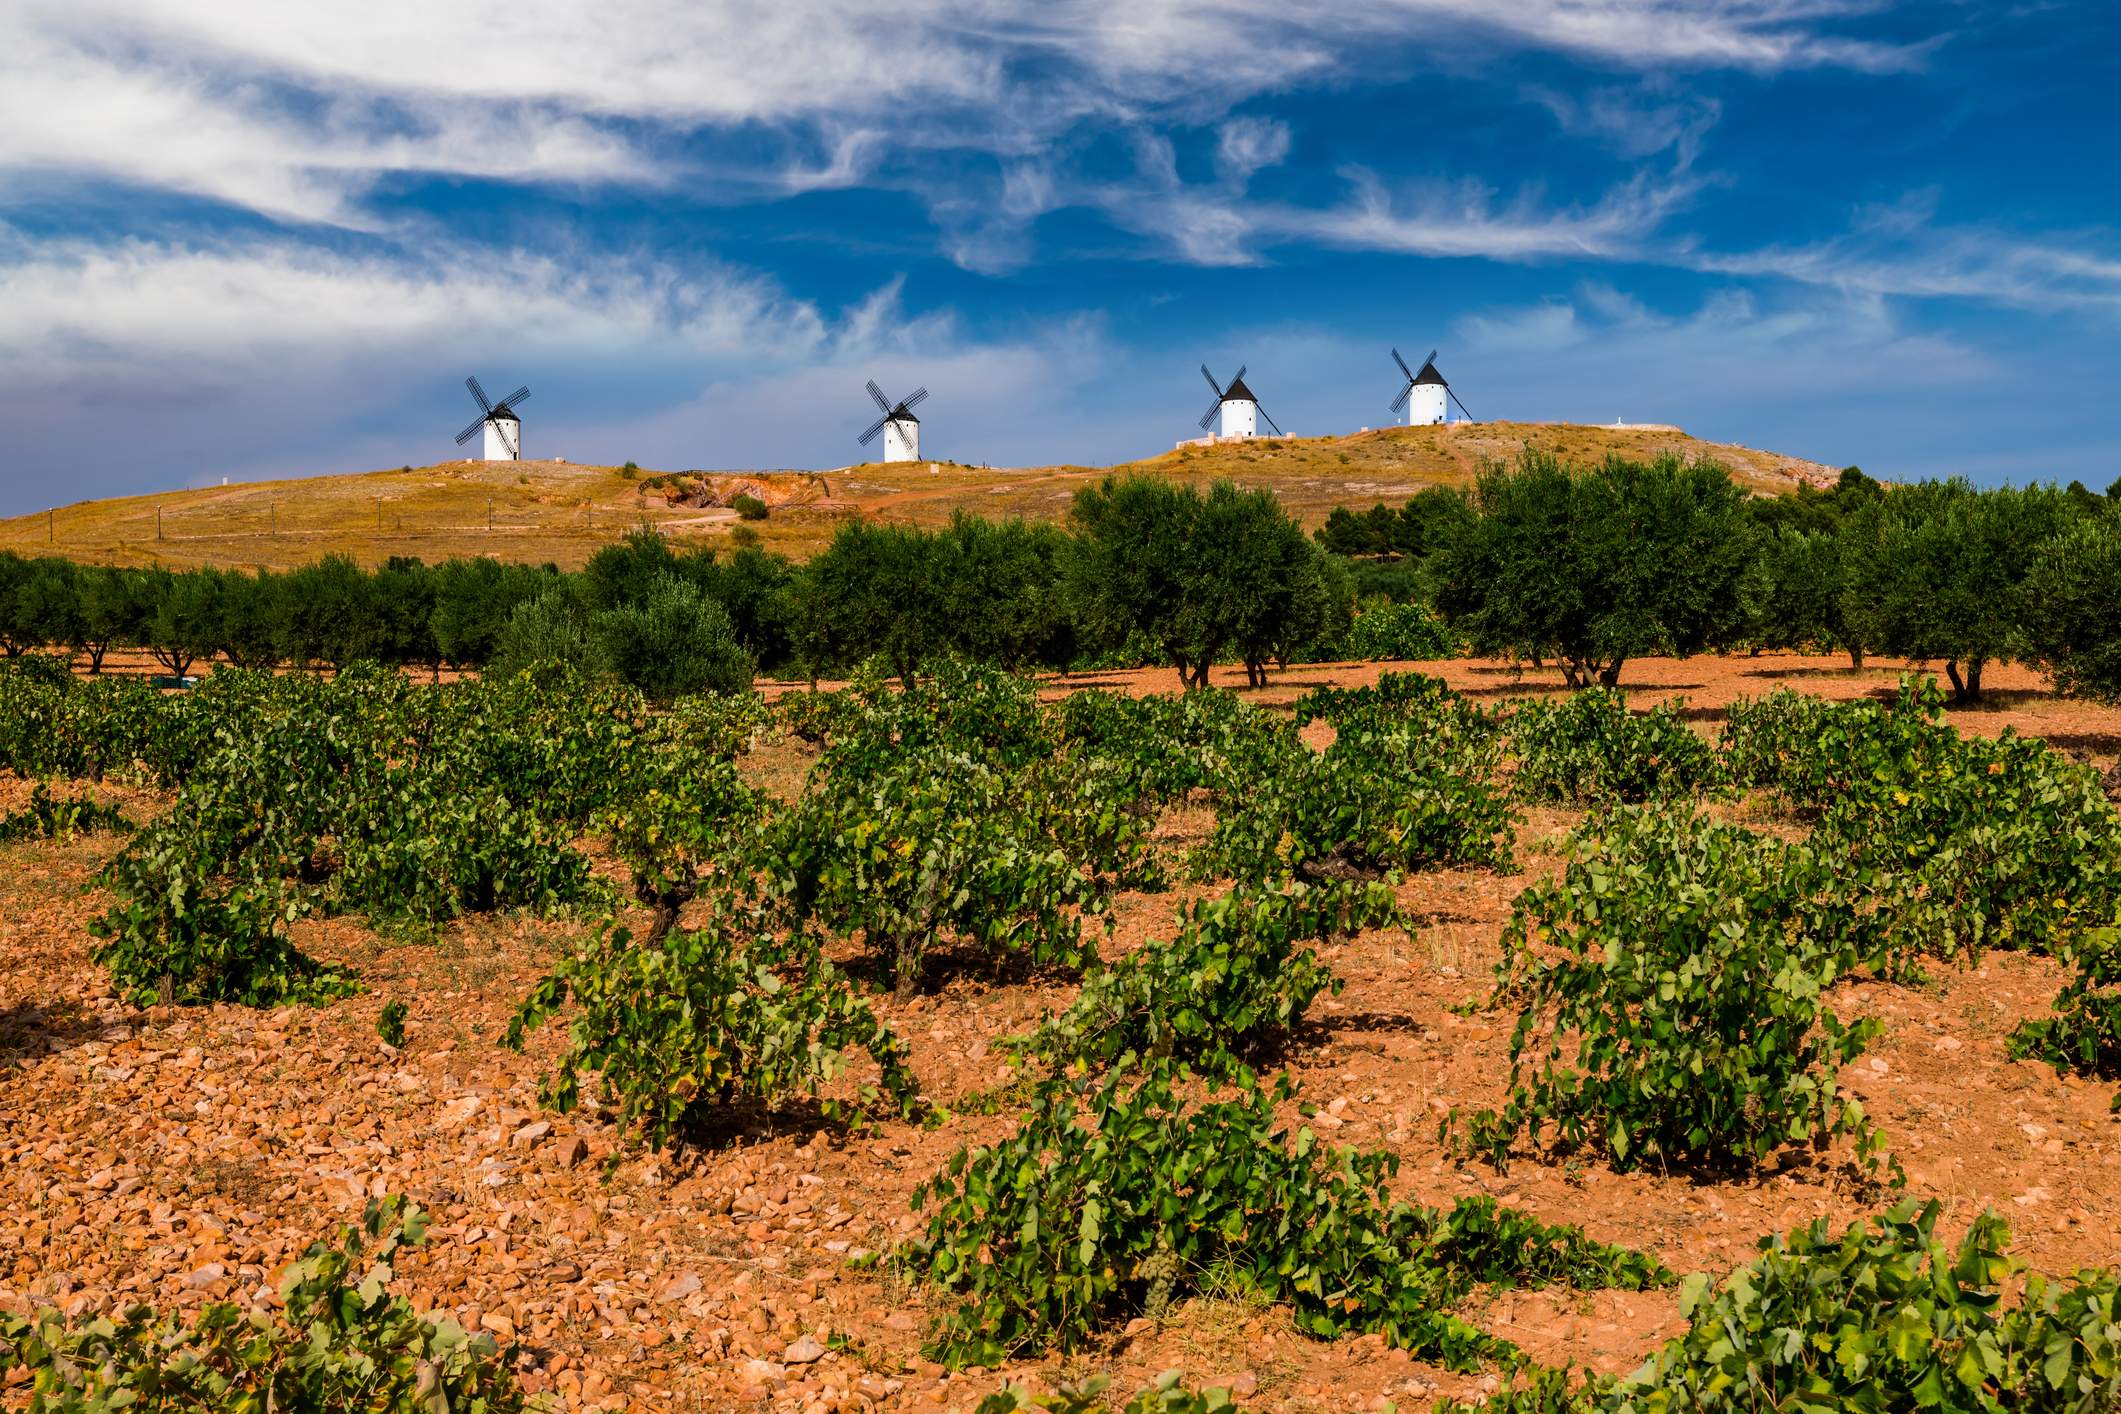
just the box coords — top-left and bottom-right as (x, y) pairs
(1231, 364), (1246, 386)
(1446, 385), (1475, 422)
(1391, 347), (1414, 384)
(454, 416), (488, 446)
(897, 387), (929, 414)
(465, 375), (493, 414)
(858, 412), (892, 445)
(494, 386), (530, 412)
(1389, 384), (1412, 416)
(1421, 349), (1438, 373)
(866, 379), (894, 415)
(1255, 403), (1284, 437)
(1200, 364), (1223, 396)
(1198, 396), (1223, 430)
(498, 420), (521, 459)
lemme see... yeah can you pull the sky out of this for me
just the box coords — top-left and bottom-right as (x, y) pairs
(1, 0), (2118, 514)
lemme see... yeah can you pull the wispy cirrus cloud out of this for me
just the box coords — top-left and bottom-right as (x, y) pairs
(0, 0), (1924, 230)
(1284, 165), (1702, 262)
(1682, 193), (2121, 314)
(0, 228), (826, 387)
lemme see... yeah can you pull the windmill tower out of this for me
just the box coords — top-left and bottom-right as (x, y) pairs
(1390, 348), (1471, 426)
(455, 376), (531, 461)
(858, 379), (927, 462)
(1198, 365), (1282, 441)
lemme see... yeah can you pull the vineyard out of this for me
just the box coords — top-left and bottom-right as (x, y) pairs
(3, 653), (2121, 1412)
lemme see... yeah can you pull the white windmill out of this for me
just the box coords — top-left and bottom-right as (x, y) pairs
(857, 379), (927, 462)
(455, 375), (531, 461)
(1198, 364), (1282, 441)
(1389, 348), (1471, 426)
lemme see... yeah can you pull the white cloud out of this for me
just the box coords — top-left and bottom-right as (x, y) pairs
(0, 15), (656, 227)
(1215, 116), (1292, 184)
(1528, 85), (1721, 167)
(1285, 166), (1699, 261)
(0, 229), (825, 386)
(1459, 300), (1583, 353)
(0, 0), (1922, 231)
(0, 225), (1151, 499)
(1685, 216), (2121, 315)
(1455, 282), (1990, 409)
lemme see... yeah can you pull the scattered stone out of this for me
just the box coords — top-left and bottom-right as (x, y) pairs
(739, 1359), (787, 1388)
(782, 1334), (826, 1365)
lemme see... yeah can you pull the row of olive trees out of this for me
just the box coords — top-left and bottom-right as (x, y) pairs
(780, 480), (1347, 688)
(0, 477), (1346, 693)
(1422, 454), (2121, 702)
(0, 550), (763, 698)
(13, 457), (2117, 701)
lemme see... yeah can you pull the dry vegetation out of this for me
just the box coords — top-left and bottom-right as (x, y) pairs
(0, 423), (1841, 572)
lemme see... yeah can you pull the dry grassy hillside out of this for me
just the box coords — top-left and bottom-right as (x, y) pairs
(0, 422), (1841, 571)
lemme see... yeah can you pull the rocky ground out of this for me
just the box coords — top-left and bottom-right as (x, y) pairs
(4, 652), (2119, 1412)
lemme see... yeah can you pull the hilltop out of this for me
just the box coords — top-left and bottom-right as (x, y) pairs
(0, 421), (1842, 571)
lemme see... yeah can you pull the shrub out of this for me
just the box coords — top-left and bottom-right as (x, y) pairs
(86, 667), (629, 1006)
(600, 753), (769, 941)
(1291, 670), (1499, 741)
(376, 999), (408, 1047)
(595, 572), (755, 700)
(0, 783), (130, 842)
(91, 836), (355, 1007)
(1015, 877), (1400, 1079)
(1461, 808), (1889, 1175)
(0, 1197), (523, 1413)
(897, 1069), (1667, 1369)
(1054, 688), (1298, 807)
(507, 923), (920, 1150)
(732, 492), (768, 520)
(1443, 1200), (2121, 1414)
(976, 1372), (1244, 1414)
(1717, 687), (1844, 797)
(1197, 711), (1513, 883)
(1725, 678), (2121, 968)
(784, 747), (1102, 996)
(486, 590), (606, 682)
(1342, 600), (1458, 661)
(331, 781), (595, 929)
(2009, 926), (2121, 1085)
(1507, 688), (1719, 804)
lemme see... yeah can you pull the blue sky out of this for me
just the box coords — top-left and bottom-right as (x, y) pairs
(2, 0), (2118, 514)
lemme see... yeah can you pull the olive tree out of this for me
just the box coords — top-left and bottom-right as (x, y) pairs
(785, 519), (936, 686)
(2022, 509), (2121, 701)
(1843, 480), (2071, 703)
(926, 512), (1074, 670)
(595, 572), (754, 699)
(1431, 452), (1755, 687)
(1757, 527), (1863, 667)
(1067, 476), (1337, 688)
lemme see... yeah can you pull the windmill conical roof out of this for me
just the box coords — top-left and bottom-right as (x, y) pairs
(1413, 360), (1447, 386)
(490, 404), (520, 421)
(1221, 374), (1258, 403)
